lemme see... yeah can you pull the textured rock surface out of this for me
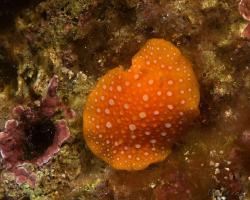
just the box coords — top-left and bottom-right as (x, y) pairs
(0, 0), (249, 199)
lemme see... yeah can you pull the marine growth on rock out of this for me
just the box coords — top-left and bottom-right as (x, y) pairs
(239, 0), (250, 38)
(0, 76), (72, 186)
(83, 39), (200, 170)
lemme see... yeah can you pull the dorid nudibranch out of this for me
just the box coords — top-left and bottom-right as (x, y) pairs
(83, 39), (200, 170)
(0, 76), (72, 186)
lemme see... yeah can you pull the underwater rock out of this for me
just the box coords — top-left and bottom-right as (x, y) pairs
(83, 38), (200, 170)
(0, 41), (18, 91)
(239, 0), (250, 21)
(0, 0), (249, 198)
(239, 0), (250, 38)
(154, 171), (191, 200)
(239, 130), (250, 148)
(0, 0), (43, 29)
(231, 130), (250, 174)
(0, 76), (71, 186)
(210, 160), (244, 200)
(242, 23), (250, 38)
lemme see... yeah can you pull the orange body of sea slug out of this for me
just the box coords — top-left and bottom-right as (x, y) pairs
(83, 38), (200, 170)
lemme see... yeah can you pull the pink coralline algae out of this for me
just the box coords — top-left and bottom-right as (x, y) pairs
(239, 0), (250, 21)
(239, 0), (250, 38)
(0, 76), (72, 186)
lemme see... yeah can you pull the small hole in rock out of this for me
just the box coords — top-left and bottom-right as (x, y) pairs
(22, 117), (56, 160)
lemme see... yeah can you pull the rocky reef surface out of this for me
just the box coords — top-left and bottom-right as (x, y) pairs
(0, 0), (250, 199)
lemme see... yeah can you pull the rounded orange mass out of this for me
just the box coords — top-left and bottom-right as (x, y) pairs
(83, 38), (200, 170)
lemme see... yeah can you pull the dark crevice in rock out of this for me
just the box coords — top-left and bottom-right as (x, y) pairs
(0, 0), (45, 31)
(0, 47), (18, 91)
(22, 116), (56, 161)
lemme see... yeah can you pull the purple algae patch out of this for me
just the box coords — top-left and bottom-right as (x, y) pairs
(0, 75), (72, 186)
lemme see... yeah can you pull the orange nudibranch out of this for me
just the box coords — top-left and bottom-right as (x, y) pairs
(83, 38), (200, 170)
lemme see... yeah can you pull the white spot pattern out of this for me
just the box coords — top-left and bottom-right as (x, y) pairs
(83, 38), (200, 170)
(106, 122), (112, 128)
(142, 94), (149, 101)
(129, 124), (136, 131)
(139, 112), (147, 119)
